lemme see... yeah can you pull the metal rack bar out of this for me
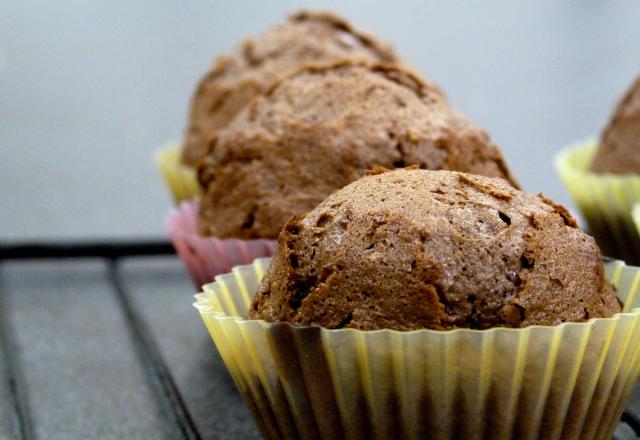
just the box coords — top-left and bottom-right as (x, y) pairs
(0, 241), (202, 438)
(107, 259), (201, 440)
(0, 240), (174, 261)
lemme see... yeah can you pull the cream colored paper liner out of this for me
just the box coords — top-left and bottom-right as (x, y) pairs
(633, 204), (640, 240)
(555, 140), (640, 264)
(195, 258), (640, 440)
(154, 144), (199, 203)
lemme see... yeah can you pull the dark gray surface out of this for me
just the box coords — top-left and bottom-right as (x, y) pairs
(616, 423), (640, 440)
(1, 1), (640, 239)
(0, 256), (260, 439)
(0, 294), (14, 439)
(120, 257), (259, 439)
(2, 260), (175, 439)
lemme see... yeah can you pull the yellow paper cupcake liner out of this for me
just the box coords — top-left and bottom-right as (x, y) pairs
(555, 140), (640, 264)
(195, 258), (640, 440)
(154, 144), (199, 203)
(633, 204), (640, 239)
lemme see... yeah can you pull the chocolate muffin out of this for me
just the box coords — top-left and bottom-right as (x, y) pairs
(250, 169), (619, 331)
(182, 10), (399, 166)
(197, 63), (518, 239)
(590, 74), (640, 174)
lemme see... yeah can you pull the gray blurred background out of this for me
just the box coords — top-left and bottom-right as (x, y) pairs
(1, 0), (639, 240)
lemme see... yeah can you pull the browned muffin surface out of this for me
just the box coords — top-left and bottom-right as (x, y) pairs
(590, 75), (640, 174)
(198, 63), (518, 239)
(249, 169), (619, 331)
(182, 10), (398, 166)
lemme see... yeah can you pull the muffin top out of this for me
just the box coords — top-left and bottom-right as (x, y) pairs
(182, 10), (399, 166)
(590, 75), (640, 174)
(197, 63), (518, 239)
(249, 169), (619, 331)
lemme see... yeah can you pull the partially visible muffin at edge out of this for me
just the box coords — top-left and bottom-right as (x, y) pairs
(590, 74), (640, 174)
(249, 169), (619, 331)
(182, 10), (400, 166)
(197, 63), (518, 239)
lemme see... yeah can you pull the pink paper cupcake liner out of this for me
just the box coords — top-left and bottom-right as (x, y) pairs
(165, 200), (276, 289)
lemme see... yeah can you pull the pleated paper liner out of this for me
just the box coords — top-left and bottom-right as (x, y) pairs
(555, 140), (640, 264)
(154, 143), (199, 203)
(195, 258), (640, 440)
(633, 204), (640, 239)
(165, 200), (276, 289)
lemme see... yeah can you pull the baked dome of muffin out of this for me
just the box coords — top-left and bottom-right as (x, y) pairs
(590, 74), (640, 174)
(182, 10), (399, 166)
(249, 168), (619, 331)
(197, 62), (518, 239)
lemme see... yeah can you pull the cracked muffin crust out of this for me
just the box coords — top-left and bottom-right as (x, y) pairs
(249, 169), (619, 331)
(197, 62), (518, 239)
(182, 10), (399, 166)
(590, 75), (640, 174)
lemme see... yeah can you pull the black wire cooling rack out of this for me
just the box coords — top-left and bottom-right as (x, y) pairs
(0, 241), (229, 439)
(0, 240), (638, 439)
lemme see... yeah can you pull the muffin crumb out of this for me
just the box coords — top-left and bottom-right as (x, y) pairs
(590, 75), (640, 174)
(182, 10), (400, 166)
(250, 169), (619, 330)
(198, 63), (518, 239)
